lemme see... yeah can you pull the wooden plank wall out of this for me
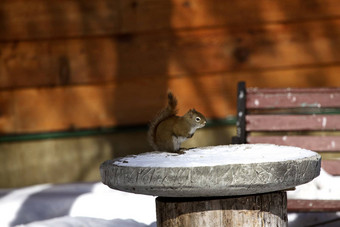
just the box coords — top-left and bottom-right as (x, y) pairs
(2, 0), (340, 134)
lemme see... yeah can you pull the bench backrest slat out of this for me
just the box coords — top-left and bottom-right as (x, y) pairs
(247, 89), (340, 109)
(247, 135), (340, 152)
(246, 115), (340, 131)
(233, 82), (340, 176)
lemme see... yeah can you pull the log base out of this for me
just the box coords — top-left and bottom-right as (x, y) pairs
(156, 191), (287, 227)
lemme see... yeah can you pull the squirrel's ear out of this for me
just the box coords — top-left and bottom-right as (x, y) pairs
(189, 109), (197, 114)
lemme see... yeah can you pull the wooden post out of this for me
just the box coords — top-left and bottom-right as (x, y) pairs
(156, 191), (287, 227)
(232, 81), (247, 144)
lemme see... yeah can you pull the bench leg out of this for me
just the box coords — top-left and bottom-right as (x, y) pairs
(156, 191), (287, 227)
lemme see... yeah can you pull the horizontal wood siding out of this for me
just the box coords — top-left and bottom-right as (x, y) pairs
(247, 136), (340, 152)
(0, 75), (234, 134)
(4, 19), (340, 89)
(3, 72), (340, 134)
(246, 115), (340, 131)
(2, 0), (340, 133)
(2, 0), (340, 41)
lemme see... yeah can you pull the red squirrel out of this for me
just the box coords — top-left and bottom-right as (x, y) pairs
(148, 92), (206, 152)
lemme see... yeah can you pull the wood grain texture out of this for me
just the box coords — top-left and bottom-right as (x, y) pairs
(246, 115), (340, 131)
(0, 91), (14, 133)
(2, 0), (340, 40)
(0, 74), (233, 133)
(288, 199), (340, 212)
(0, 38), (118, 88)
(156, 191), (287, 227)
(247, 87), (340, 94)
(122, 0), (340, 34)
(247, 136), (340, 152)
(3, 19), (340, 88)
(3, 72), (340, 134)
(7, 81), (164, 133)
(0, 0), (120, 40)
(247, 91), (340, 109)
(322, 160), (340, 176)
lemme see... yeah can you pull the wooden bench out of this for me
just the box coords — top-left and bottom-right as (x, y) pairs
(232, 81), (340, 213)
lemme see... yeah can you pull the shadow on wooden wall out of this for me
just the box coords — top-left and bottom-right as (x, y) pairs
(2, 0), (340, 134)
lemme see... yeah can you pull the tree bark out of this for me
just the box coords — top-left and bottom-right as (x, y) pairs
(156, 191), (287, 227)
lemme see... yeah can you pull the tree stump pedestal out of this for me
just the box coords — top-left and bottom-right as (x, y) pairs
(156, 192), (287, 226)
(100, 144), (321, 227)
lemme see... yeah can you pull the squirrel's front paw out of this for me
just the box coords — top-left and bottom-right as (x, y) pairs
(176, 148), (188, 154)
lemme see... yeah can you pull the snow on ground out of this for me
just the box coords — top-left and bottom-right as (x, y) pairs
(0, 155), (339, 226)
(18, 217), (156, 227)
(0, 182), (156, 227)
(287, 169), (340, 227)
(1, 170), (340, 227)
(287, 168), (340, 200)
(69, 183), (156, 223)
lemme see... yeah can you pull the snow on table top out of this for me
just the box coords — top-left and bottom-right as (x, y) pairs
(114, 144), (319, 168)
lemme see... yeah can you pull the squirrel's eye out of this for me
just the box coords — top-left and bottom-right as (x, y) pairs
(195, 117), (201, 122)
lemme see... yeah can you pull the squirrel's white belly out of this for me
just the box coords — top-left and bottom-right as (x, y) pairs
(172, 136), (188, 151)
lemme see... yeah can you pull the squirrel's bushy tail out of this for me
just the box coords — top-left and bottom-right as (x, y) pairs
(148, 91), (178, 150)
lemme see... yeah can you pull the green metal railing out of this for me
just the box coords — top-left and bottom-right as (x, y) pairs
(0, 116), (237, 143)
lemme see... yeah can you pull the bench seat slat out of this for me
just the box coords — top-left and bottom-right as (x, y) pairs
(322, 160), (340, 176)
(247, 135), (340, 152)
(246, 115), (340, 131)
(288, 199), (340, 212)
(247, 93), (340, 109)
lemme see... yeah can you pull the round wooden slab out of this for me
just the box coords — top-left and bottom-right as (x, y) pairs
(100, 144), (321, 197)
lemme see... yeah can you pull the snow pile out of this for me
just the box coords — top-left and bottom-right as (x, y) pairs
(0, 183), (156, 227)
(115, 144), (318, 168)
(19, 217), (155, 227)
(69, 183), (155, 223)
(287, 169), (340, 227)
(287, 169), (340, 200)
